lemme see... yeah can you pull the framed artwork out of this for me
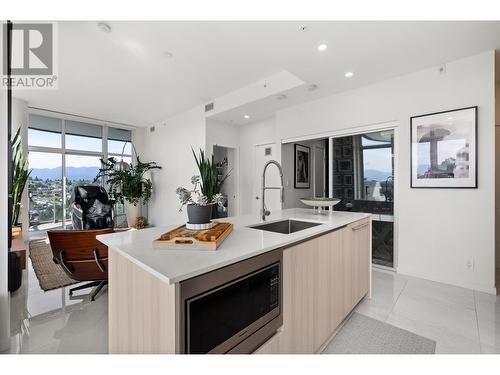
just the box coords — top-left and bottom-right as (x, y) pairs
(411, 106), (477, 188)
(294, 144), (310, 189)
(338, 159), (353, 172)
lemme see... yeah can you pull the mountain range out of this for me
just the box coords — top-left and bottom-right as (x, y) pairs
(364, 169), (392, 182)
(29, 166), (100, 181)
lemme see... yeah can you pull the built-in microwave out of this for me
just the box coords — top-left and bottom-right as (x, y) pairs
(180, 249), (283, 354)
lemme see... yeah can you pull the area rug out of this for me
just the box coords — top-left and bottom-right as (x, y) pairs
(29, 239), (78, 291)
(323, 312), (436, 354)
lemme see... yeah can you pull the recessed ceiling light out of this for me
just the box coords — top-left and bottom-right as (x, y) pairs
(244, 115), (250, 119)
(275, 94), (287, 100)
(447, 117), (453, 120)
(344, 72), (354, 78)
(164, 51), (174, 59)
(317, 44), (328, 52)
(97, 22), (112, 33)
(307, 84), (318, 92)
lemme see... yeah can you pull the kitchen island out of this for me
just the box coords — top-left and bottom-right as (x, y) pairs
(97, 208), (371, 354)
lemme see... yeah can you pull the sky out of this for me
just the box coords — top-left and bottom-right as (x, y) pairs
(27, 129), (131, 169)
(362, 147), (392, 173)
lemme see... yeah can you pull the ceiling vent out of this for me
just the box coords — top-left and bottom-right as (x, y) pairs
(205, 102), (214, 112)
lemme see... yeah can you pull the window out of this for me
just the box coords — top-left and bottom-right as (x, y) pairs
(65, 154), (103, 222)
(65, 120), (103, 152)
(28, 114), (62, 148)
(360, 131), (394, 202)
(28, 152), (63, 227)
(27, 112), (134, 230)
(108, 127), (132, 154)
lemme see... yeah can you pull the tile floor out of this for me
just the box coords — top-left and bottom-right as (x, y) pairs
(355, 269), (500, 354)
(6, 232), (108, 354)
(4, 254), (500, 354)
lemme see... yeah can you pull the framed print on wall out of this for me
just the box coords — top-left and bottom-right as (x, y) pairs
(410, 106), (477, 188)
(294, 144), (310, 189)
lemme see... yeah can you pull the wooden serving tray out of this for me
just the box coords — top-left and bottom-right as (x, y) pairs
(153, 221), (233, 251)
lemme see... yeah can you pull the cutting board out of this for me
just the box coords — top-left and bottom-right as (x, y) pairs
(152, 221), (233, 251)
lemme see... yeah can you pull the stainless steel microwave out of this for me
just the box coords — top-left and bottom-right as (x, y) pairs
(180, 249), (283, 354)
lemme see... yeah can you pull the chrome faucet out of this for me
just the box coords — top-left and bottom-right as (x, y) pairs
(261, 160), (284, 221)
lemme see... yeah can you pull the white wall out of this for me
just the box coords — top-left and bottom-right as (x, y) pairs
(276, 51), (496, 293)
(238, 117), (276, 215)
(137, 106), (206, 226)
(281, 139), (326, 209)
(205, 118), (240, 153)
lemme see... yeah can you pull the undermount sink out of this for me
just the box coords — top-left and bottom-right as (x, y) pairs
(248, 219), (322, 234)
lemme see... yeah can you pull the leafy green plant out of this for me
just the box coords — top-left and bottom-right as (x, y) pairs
(192, 148), (230, 202)
(94, 156), (161, 206)
(11, 127), (31, 225)
(176, 175), (224, 212)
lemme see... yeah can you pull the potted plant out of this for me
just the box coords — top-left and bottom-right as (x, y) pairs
(95, 156), (161, 227)
(11, 127), (31, 228)
(176, 148), (229, 224)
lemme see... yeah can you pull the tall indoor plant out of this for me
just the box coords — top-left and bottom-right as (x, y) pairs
(95, 156), (161, 227)
(11, 127), (31, 226)
(176, 148), (230, 224)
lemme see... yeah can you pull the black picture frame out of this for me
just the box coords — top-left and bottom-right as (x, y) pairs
(294, 144), (310, 189)
(410, 106), (478, 189)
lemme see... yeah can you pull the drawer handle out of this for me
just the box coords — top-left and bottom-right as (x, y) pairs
(352, 223), (369, 231)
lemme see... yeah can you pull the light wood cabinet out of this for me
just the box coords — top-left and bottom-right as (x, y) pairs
(255, 217), (371, 354)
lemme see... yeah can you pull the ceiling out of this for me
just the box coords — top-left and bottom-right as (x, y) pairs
(14, 21), (500, 127)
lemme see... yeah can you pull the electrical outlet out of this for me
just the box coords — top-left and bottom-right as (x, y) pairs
(465, 258), (474, 271)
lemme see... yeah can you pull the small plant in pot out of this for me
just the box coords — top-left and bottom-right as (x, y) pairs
(176, 176), (224, 224)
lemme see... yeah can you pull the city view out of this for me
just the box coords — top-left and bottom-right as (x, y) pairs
(28, 166), (100, 229)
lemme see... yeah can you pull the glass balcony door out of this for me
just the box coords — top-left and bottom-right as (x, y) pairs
(28, 152), (64, 231)
(64, 154), (104, 228)
(27, 112), (133, 231)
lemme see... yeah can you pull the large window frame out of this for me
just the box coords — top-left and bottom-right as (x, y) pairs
(27, 109), (134, 229)
(357, 132), (394, 201)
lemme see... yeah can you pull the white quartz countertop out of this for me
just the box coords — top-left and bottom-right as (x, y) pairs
(97, 208), (371, 285)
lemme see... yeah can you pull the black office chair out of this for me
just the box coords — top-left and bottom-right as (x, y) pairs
(71, 185), (114, 230)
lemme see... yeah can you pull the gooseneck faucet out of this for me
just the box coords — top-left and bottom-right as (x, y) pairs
(261, 160), (285, 221)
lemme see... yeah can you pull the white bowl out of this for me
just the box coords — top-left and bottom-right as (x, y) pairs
(301, 198), (341, 214)
(300, 198), (341, 207)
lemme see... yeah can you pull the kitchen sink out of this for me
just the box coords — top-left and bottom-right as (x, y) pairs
(248, 219), (322, 234)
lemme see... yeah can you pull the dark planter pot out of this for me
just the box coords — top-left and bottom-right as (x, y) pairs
(187, 204), (213, 224)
